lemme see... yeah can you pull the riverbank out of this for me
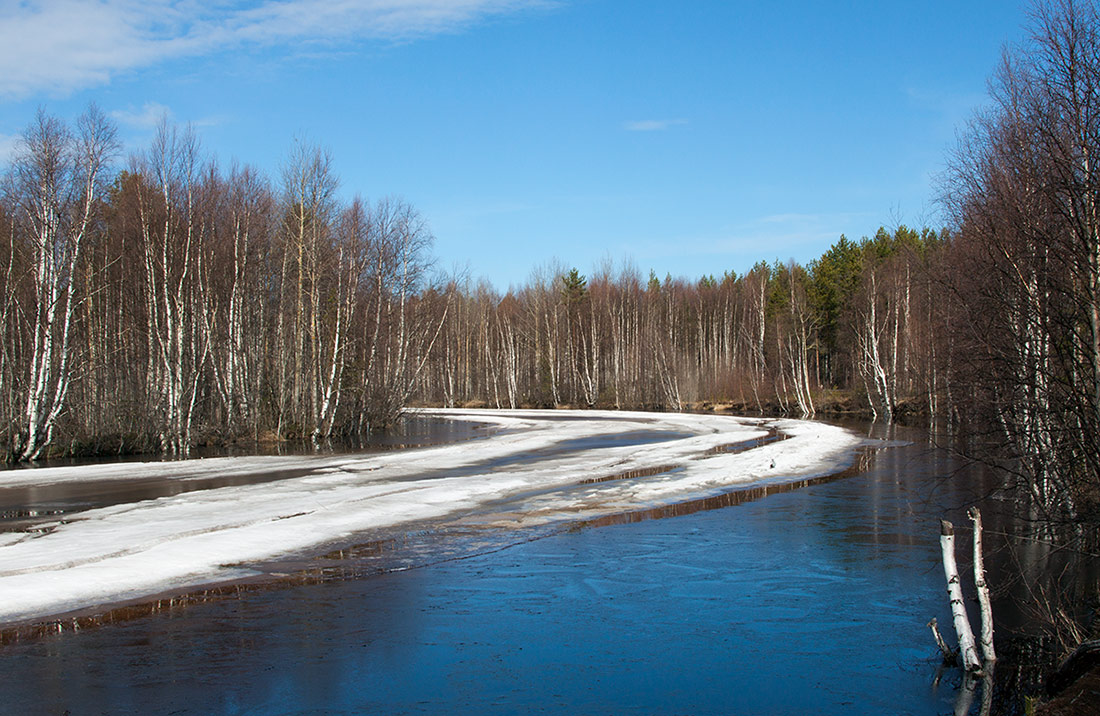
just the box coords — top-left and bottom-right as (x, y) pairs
(1038, 664), (1100, 716)
(419, 387), (934, 424)
(19, 387), (929, 464)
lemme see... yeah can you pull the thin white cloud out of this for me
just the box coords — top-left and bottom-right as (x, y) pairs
(112, 102), (229, 132)
(756, 212), (870, 227)
(905, 85), (989, 117)
(0, 133), (19, 164)
(711, 212), (878, 261)
(630, 211), (876, 265)
(191, 113), (230, 129)
(624, 119), (688, 132)
(0, 0), (553, 98)
(110, 101), (174, 129)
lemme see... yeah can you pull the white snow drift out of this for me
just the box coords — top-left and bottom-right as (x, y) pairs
(0, 409), (871, 625)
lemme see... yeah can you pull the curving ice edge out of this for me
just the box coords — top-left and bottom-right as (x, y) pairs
(0, 409), (875, 626)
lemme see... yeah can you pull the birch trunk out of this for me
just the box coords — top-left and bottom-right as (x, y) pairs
(13, 108), (117, 460)
(968, 507), (996, 665)
(940, 519), (982, 673)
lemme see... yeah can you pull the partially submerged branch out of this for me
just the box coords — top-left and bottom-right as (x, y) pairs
(928, 617), (956, 664)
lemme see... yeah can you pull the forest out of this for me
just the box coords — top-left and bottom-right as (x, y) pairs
(1, 1), (1098, 534)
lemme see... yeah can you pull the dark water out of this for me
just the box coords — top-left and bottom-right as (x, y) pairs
(0, 422), (1063, 715)
(0, 416), (496, 532)
(2, 415), (490, 471)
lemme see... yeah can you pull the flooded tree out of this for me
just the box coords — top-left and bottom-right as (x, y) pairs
(943, 0), (1100, 525)
(130, 121), (211, 455)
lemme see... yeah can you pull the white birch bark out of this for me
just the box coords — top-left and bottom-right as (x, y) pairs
(13, 107), (117, 460)
(927, 618), (954, 662)
(940, 519), (982, 673)
(968, 507), (996, 665)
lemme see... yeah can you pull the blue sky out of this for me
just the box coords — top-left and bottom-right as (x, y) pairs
(1, 0), (1028, 290)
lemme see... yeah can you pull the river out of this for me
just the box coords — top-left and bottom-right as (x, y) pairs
(0, 415), (1069, 715)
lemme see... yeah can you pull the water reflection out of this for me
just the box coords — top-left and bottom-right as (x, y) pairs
(0, 416), (495, 533)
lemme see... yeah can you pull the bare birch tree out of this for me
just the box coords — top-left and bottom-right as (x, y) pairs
(943, 0), (1100, 523)
(8, 107), (117, 460)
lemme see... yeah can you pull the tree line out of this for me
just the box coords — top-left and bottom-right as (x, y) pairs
(414, 227), (946, 426)
(0, 106), (946, 463)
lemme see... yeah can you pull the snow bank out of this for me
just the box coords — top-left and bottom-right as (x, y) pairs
(0, 409), (871, 625)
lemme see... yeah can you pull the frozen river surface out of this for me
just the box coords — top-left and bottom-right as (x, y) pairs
(0, 410), (868, 627)
(0, 410), (987, 715)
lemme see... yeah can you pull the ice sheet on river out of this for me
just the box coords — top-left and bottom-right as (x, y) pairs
(0, 409), (871, 625)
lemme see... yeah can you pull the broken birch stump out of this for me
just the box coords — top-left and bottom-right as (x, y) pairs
(968, 507), (996, 666)
(941, 519), (983, 673)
